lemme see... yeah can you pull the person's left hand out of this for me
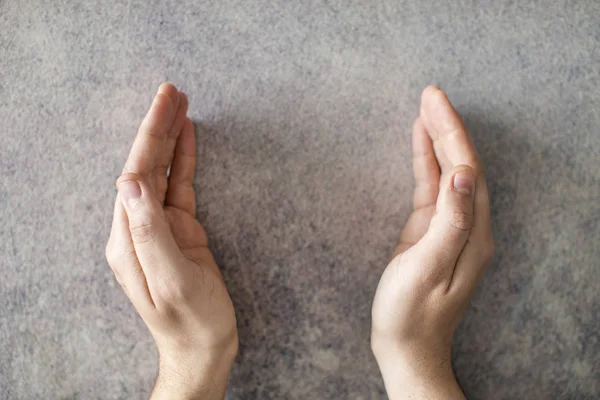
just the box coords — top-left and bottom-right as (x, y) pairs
(105, 83), (237, 400)
(371, 86), (494, 399)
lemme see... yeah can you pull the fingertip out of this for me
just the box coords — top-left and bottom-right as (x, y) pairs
(421, 85), (449, 111)
(451, 165), (476, 196)
(116, 174), (147, 215)
(419, 87), (446, 140)
(165, 92), (189, 141)
(178, 91), (188, 113)
(158, 82), (178, 95)
(157, 82), (179, 108)
(421, 84), (442, 103)
(158, 82), (176, 91)
(151, 92), (175, 115)
(145, 92), (177, 134)
(422, 84), (439, 93)
(420, 86), (472, 159)
(178, 90), (188, 103)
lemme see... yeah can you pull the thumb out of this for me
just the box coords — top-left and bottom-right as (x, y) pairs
(413, 165), (476, 278)
(117, 173), (184, 280)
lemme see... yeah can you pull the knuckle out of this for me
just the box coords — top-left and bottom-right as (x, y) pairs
(105, 243), (120, 268)
(106, 248), (125, 283)
(105, 242), (112, 261)
(116, 172), (142, 187)
(113, 271), (125, 287)
(447, 210), (473, 231)
(155, 279), (190, 306)
(108, 261), (123, 283)
(129, 218), (158, 244)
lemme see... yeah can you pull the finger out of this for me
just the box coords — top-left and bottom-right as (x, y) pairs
(105, 193), (154, 310)
(166, 207), (223, 279)
(156, 91), (189, 204)
(165, 92), (189, 157)
(420, 86), (479, 169)
(393, 117), (440, 258)
(393, 118), (440, 258)
(123, 83), (179, 182)
(419, 121), (452, 176)
(419, 86), (494, 292)
(449, 176), (494, 294)
(165, 118), (197, 216)
(419, 86), (455, 176)
(394, 206), (435, 257)
(117, 173), (186, 283)
(411, 165), (476, 283)
(412, 116), (440, 210)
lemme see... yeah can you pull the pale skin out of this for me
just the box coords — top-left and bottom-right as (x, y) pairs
(105, 83), (237, 399)
(371, 86), (494, 399)
(106, 83), (493, 399)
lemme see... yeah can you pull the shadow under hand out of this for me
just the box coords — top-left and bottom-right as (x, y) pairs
(452, 109), (590, 399)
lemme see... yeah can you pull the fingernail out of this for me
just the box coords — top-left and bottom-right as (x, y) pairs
(119, 180), (142, 207)
(453, 171), (474, 195)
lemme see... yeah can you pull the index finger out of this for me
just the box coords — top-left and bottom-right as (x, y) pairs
(420, 86), (494, 292)
(421, 86), (480, 170)
(123, 83), (179, 176)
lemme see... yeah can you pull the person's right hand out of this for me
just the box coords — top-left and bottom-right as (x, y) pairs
(371, 86), (494, 399)
(105, 83), (238, 400)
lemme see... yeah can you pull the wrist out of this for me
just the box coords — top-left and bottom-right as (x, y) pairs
(372, 337), (464, 400)
(378, 361), (464, 400)
(152, 337), (238, 400)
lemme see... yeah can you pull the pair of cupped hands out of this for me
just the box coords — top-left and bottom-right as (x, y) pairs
(105, 83), (494, 399)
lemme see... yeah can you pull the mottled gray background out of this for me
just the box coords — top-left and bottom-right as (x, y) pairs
(1, 0), (599, 399)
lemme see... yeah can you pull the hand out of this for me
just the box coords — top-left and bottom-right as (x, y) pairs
(371, 86), (494, 399)
(105, 83), (238, 400)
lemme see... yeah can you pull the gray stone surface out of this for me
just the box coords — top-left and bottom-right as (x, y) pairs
(1, 1), (599, 398)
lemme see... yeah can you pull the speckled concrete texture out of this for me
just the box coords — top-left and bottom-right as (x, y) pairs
(1, 1), (599, 399)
